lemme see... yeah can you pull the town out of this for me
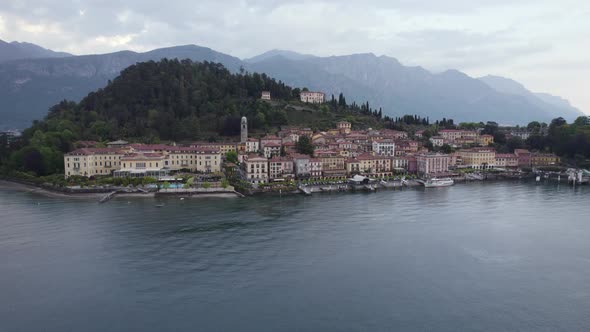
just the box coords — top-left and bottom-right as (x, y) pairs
(59, 90), (566, 196)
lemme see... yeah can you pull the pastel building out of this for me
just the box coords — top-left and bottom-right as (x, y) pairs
(244, 155), (269, 184)
(457, 148), (496, 169)
(495, 154), (519, 168)
(372, 139), (395, 156)
(246, 138), (260, 153)
(416, 153), (451, 175)
(300, 91), (325, 104)
(269, 157), (294, 180)
(64, 148), (124, 178)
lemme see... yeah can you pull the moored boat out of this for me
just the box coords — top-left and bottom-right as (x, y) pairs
(423, 177), (454, 188)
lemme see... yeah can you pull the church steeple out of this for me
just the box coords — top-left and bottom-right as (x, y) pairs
(240, 116), (248, 143)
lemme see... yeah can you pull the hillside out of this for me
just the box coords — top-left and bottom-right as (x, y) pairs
(0, 44), (584, 129)
(0, 39), (72, 63)
(2, 60), (385, 176)
(0, 45), (243, 129)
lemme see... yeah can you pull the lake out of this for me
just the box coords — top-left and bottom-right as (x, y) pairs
(1, 181), (589, 331)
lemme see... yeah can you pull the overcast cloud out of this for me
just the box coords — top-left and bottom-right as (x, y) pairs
(1, 0), (589, 114)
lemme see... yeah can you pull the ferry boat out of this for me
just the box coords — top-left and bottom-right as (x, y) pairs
(423, 177), (454, 188)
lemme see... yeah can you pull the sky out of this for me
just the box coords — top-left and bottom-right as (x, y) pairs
(1, 0), (589, 114)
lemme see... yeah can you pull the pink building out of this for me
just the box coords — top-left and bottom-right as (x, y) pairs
(269, 156), (294, 180)
(416, 153), (451, 175)
(514, 149), (532, 168)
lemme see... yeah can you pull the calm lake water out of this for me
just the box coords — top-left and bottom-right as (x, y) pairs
(1, 181), (590, 331)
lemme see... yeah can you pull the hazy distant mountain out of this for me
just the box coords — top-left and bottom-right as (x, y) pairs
(0, 39), (71, 63)
(0, 43), (583, 129)
(244, 49), (316, 63)
(247, 53), (578, 124)
(0, 45), (243, 129)
(478, 75), (584, 121)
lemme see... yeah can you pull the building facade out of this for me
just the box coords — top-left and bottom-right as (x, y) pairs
(416, 153), (451, 175)
(300, 91), (325, 104)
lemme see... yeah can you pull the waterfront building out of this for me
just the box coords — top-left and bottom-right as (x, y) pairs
(416, 153), (451, 175)
(300, 91), (325, 104)
(241, 116), (248, 143)
(346, 153), (393, 177)
(320, 155), (347, 178)
(310, 158), (323, 178)
(166, 146), (221, 173)
(292, 154), (311, 178)
(261, 91), (271, 100)
(514, 149), (532, 168)
(495, 154), (519, 168)
(372, 139), (396, 156)
(531, 153), (560, 167)
(244, 155), (269, 184)
(65, 145), (223, 178)
(407, 156), (418, 174)
(64, 148), (124, 178)
(457, 148), (496, 169)
(269, 157), (294, 181)
(392, 156), (409, 172)
(116, 153), (169, 178)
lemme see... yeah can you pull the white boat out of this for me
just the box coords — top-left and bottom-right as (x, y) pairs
(423, 177), (454, 188)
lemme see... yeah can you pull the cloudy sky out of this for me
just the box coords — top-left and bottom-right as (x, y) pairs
(1, 0), (589, 114)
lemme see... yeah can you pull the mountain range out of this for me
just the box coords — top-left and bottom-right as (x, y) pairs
(0, 39), (72, 63)
(0, 41), (584, 129)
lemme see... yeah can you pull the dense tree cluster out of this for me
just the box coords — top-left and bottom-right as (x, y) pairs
(0, 60), (387, 176)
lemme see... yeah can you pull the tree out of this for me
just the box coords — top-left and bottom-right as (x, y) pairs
(506, 136), (524, 152)
(441, 144), (453, 154)
(202, 182), (211, 189)
(296, 135), (314, 156)
(225, 150), (238, 163)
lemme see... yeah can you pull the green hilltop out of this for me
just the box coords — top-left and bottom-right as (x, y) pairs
(1, 59), (387, 175)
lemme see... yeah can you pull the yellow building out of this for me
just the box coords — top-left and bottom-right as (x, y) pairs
(457, 148), (496, 169)
(65, 145), (222, 178)
(64, 148), (124, 178)
(531, 153), (560, 167)
(346, 153), (392, 177)
(478, 134), (494, 146)
(166, 147), (222, 173)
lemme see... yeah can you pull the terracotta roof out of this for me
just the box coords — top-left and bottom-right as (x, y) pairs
(66, 148), (122, 156)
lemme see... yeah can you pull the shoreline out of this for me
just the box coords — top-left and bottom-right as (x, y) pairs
(0, 179), (241, 200)
(0, 180), (104, 199)
(0, 174), (562, 201)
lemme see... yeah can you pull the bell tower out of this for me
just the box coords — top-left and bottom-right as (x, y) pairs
(241, 116), (248, 143)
